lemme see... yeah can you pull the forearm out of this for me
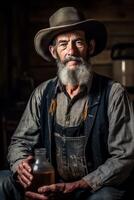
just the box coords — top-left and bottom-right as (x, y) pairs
(70, 179), (91, 190)
(7, 95), (41, 172)
(7, 127), (40, 173)
(83, 156), (134, 191)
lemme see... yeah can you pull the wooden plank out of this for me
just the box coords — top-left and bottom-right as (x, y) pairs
(93, 65), (113, 79)
(84, 2), (134, 22)
(29, 1), (134, 23)
(105, 21), (134, 36)
(107, 36), (134, 48)
(91, 50), (112, 65)
(29, 66), (57, 85)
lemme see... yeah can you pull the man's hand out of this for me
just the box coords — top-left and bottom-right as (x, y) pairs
(16, 155), (34, 189)
(25, 179), (90, 200)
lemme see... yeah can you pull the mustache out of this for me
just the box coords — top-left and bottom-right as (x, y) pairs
(63, 56), (83, 65)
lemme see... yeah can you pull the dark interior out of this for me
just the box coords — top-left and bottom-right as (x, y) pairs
(0, 0), (134, 169)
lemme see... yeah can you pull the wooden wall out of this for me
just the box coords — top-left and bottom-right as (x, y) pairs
(28, 0), (134, 94)
(0, 0), (134, 169)
(0, 0), (134, 97)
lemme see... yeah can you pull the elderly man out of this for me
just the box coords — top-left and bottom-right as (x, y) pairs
(0, 6), (134, 200)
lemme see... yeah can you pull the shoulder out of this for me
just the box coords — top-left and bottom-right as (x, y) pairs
(92, 73), (114, 88)
(92, 73), (114, 95)
(109, 81), (126, 99)
(33, 77), (57, 95)
(93, 72), (128, 101)
(94, 72), (126, 95)
(29, 77), (57, 103)
(108, 81), (131, 114)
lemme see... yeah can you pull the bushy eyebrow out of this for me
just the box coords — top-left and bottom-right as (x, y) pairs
(57, 37), (85, 44)
(57, 39), (68, 44)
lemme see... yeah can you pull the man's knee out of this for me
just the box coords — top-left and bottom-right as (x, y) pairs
(0, 170), (13, 190)
(86, 187), (125, 200)
(0, 170), (24, 200)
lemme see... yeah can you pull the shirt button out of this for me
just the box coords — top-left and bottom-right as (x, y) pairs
(65, 114), (70, 125)
(66, 114), (70, 121)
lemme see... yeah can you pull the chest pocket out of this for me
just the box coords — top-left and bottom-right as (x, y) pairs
(54, 129), (88, 181)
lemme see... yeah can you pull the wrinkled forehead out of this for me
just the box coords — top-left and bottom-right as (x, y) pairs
(55, 30), (86, 42)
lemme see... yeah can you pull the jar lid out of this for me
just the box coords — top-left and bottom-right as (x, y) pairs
(34, 148), (46, 154)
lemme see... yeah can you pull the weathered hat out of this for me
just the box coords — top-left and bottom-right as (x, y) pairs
(34, 7), (107, 62)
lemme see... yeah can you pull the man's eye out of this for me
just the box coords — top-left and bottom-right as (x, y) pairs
(59, 43), (67, 47)
(76, 41), (84, 46)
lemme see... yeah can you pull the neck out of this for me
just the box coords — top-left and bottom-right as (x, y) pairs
(65, 84), (80, 98)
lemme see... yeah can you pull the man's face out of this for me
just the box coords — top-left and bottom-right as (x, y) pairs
(49, 30), (94, 86)
(52, 30), (88, 69)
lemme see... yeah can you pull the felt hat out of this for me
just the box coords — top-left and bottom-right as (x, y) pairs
(34, 7), (107, 62)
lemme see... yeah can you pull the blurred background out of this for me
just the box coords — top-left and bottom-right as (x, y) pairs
(0, 0), (134, 169)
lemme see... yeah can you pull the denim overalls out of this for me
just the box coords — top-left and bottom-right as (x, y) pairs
(40, 73), (113, 180)
(54, 119), (89, 181)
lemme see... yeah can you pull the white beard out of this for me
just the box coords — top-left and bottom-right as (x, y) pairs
(57, 57), (92, 87)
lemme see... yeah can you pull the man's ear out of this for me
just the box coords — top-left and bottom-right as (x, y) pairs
(49, 45), (57, 59)
(88, 39), (96, 56)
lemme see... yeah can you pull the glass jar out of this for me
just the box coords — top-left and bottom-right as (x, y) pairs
(29, 148), (55, 192)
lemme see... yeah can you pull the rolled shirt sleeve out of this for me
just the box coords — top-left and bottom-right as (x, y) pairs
(83, 82), (134, 191)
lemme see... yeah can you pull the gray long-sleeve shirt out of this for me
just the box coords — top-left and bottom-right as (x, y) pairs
(7, 75), (134, 191)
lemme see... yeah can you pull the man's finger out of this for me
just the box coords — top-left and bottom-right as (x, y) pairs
(38, 185), (51, 193)
(38, 183), (65, 193)
(25, 191), (48, 200)
(17, 175), (27, 188)
(22, 158), (33, 172)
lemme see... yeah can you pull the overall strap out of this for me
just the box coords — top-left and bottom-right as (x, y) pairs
(85, 73), (114, 168)
(85, 73), (114, 141)
(84, 73), (102, 140)
(39, 77), (58, 160)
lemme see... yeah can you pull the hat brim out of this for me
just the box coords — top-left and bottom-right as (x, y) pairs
(34, 19), (107, 62)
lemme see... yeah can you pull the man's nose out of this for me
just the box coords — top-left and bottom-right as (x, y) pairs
(67, 43), (78, 56)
